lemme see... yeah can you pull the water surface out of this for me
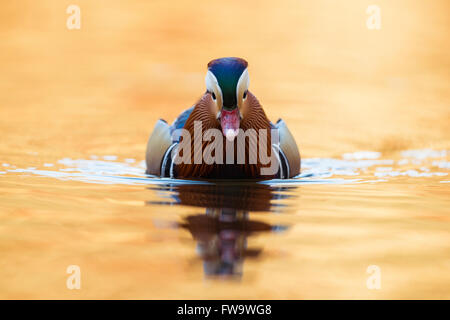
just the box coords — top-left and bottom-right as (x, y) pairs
(0, 0), (449, 299)
(1, 150), (449, 298)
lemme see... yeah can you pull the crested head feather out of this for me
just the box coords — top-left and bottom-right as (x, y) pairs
(207, 57), (248, 108)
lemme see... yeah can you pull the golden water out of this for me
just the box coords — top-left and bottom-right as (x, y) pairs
(0, 0), (449, 299)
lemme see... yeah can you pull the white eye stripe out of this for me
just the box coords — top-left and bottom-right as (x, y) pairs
(205, 70), (223, 102)
(236, 68), (249, 101)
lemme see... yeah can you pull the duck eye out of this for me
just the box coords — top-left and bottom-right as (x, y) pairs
(243, 90), (247, 99)
(211, 92), (216, 100)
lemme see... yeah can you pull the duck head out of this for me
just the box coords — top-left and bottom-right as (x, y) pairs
(205, 57), (250, 141)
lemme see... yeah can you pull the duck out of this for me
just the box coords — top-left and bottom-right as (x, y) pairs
(145, 57), (300, 179)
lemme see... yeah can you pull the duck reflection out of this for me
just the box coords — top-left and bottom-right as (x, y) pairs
(148, 182), (294, 279)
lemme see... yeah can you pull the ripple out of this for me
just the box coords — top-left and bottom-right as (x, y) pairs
(342, 151), (381, 160)
(401, 149), (447, 160)
(3, 149), (449, 186)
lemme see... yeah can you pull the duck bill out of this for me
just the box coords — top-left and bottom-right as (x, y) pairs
(220, 108), (240, 141)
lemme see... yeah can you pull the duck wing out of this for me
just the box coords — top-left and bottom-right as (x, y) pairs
(145, 119), (172, 176)
(272, 119), (301, 178)
(145, 107), (195, 176)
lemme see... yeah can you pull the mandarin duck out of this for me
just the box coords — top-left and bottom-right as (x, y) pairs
(145, 57), (300, 179)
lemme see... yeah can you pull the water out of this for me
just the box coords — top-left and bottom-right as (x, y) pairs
(4, 149), (448, 185)
(1, 149), (449, 298)
(1, 0), (449, 299)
